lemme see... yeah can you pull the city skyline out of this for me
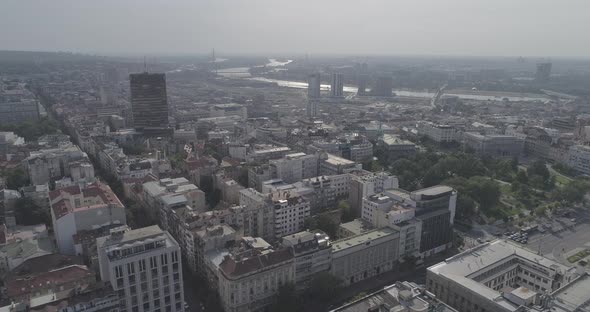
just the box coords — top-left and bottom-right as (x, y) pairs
(1, 0), (589, 58)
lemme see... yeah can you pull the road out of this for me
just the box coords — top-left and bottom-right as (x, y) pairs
(328, 252), (451, 309)
(507, 209), (590, 264)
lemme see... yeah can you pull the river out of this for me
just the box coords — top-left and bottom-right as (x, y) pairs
(213, 59), (550, 102)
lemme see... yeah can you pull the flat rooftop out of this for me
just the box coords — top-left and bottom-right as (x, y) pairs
(97, 225), (174, 249)
(339, 219), (375, 236)
(324, 153), (355, 166)
(428, 240), (571, 279)
(332, 227), (398, 253)
(412, 185), (454, 197)
(381, 134), (415, 146)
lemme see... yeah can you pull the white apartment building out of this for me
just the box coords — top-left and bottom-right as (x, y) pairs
(567, 144), (590, 175)
(142, 177), (206, 215)
(349, 170), (398, 216)
(49, 182), (126, 255)
(418, 121), (456, 143)
(97, 225), (185, 312)
(271, 190), (311, 237)
(238, 188), (276, 239)
(269, 152), (319, 183)
(24, 144), (91, 186)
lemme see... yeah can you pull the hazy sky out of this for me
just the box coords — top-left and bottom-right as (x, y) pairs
(1, 0), (589, 57)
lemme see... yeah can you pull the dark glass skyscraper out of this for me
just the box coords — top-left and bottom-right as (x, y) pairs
(130, 72), (170, 135)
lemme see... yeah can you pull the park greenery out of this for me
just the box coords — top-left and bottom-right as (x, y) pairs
(1, 167), (29, 189)
(376, 149), (590, 223)
(0, 117), (60, 141)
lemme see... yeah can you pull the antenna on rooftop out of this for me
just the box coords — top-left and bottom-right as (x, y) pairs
(143, 56), (147, 72)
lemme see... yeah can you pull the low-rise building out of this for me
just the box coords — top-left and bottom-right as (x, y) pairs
(427, 240), (580, 312)
(319, 153), (363, 176)
(189, 224), (236, 277)
(280, 230), (332, 289)
(330, 281), (457, 312)
(20, 184), (50, 210)
(418, 121), (456, 143)
(0, 189), (20, 228)
(349, 170), (398, 216)
(215, 237), (294, 312)
(338, 218), (375, 238)
(49, 182), (126, 255)
(269, 152), (319, 183)
(377, 134), (417, 162)
(142, 177), (206, 216)
(464, 132), (524, 157)
(567, 144), (590, 175)
(0, 224), (54, 275)
(24, 144), (91, 186)
(331, 227), (400, 286)
(4, 254), (94, 308)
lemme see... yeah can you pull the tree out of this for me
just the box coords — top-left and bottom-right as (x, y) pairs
(3, 167), (29, 190)
(553, 179), (590, 203)
(316, 214), (338, 238)
(529, 160), (550, 181)
(0, 117), (60, 141)
(14, 198), (50, 226)
(125, 199), (156, 228)
(515, 169), (528, 184)
(305, 272), (343, 309)
(339, 200), (355, 222)
(269, 283), (303, 312)
(465, 176), (501, 212)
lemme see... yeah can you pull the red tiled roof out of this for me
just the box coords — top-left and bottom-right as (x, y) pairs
(50, 182), (123, 219)
(220, 248), (292, 278)
(49, 185), (81, 201)
(6, 265), (94, 298)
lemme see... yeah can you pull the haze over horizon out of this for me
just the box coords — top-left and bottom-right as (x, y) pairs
(1, 0), (589, 58)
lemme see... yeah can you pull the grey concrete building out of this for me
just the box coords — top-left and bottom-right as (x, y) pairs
(464, 132), (524, 157)
(331, 227), (400, 286)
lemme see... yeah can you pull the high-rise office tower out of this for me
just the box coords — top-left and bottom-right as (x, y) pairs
(307, 100), (318, 118)
(372, 75), (393, 97)
(357, 74), (368, 96)
(308, 73), (321, 99)
(130, 72), (170, 135)
(535, 62), (552, 82)
(330, 73), (344, 97)
(97, 225), (185, 312)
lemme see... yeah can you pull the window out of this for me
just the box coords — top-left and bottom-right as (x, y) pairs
(150, 256), (158, 269)
(127, 263), (136, 274)
(161, 254), (168, 265)
(171, 251), (178, 263)
(115, 265), (124, 278)
(139, 259), (146, 272)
